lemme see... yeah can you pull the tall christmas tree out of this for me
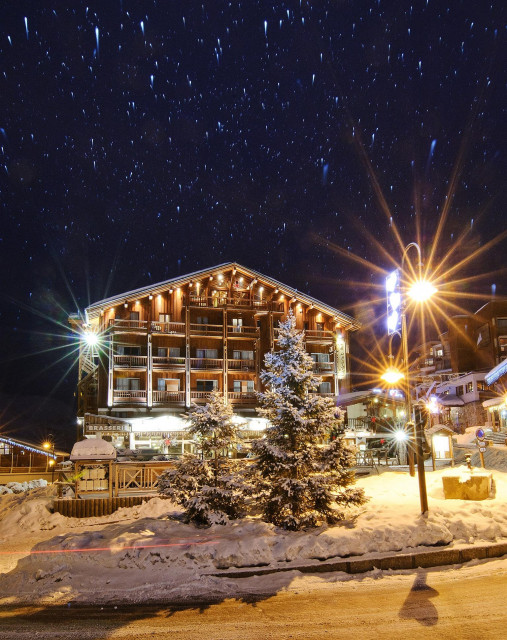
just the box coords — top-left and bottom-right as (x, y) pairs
(252, 311), (366, 530)
(158, 390), (247, 526)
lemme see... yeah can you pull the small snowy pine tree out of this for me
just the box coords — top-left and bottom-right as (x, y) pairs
(158, 390), (247, 526)
(251, 311), (366, 530)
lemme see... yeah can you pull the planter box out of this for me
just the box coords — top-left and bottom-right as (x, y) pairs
(442, 472), (492, 500)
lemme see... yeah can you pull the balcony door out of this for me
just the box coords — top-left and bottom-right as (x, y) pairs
(196, 380), (218, 392)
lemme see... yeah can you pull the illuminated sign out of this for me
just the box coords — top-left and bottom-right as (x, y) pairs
(386, 269), (401, 335)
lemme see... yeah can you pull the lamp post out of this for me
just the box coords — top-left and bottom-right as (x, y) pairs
(42, 437), (56, 483)
(385, 242), (435, 514)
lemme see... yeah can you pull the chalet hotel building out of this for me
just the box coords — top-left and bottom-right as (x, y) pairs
(70, 263), (360, 453)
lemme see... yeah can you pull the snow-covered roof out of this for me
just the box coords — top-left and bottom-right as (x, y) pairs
(70, 438), (117, 461)
(0, 435), (67, 458)
(485, 358), (507, 386)
(482, 396), (506, 409)
(436, 394), (464, 407)
(425, 424), (455, 437)
(337, 389), (405, 406)
(83, 262), (360, 330)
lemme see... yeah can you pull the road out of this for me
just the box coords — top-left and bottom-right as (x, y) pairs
(1, 560), (506, 639)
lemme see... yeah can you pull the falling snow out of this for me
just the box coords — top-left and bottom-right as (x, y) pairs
(0, 1), (505, 409)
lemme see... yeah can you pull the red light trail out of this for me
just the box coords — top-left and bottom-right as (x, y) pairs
(0, 539), (221, 557)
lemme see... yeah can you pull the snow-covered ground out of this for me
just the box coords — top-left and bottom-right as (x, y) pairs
(1, 449), (506, 606)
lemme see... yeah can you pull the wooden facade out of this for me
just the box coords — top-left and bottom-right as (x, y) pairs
(70, 263), (360, 448)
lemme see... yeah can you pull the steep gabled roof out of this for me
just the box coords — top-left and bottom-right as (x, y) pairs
(84, 262), (360, 330)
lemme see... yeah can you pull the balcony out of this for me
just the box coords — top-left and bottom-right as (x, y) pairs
(109, 319), (148, 331)
(274, 328), (335, 342)
(150, 321), (185, 334)
(228, 391), (256, 403)
(309, 392), (336, 398)
(184, 295), (284, 312)
(152, 356), (186, 368)
(305, 330), (335, 342)
(152, 390), (185, 403)
(313, 361), (334, 373)
(189, 323), (223, 336)
(189, 357), (223, 370)
(345, 417), (377, 433)
(227, 358), (256, 371)
(190, 391), (214, 401)
(113, 355), (148, 368)
(109, 319), (186, 334)
(113, 390), (147, 403)
(227, 325), (260, 337)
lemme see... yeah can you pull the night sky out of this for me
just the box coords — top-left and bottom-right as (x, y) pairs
(1, 2), (505, 440)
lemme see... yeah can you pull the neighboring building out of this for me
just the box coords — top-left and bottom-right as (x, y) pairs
(0, 436), (67, 470)
(483, 339), (507, 432)
(336, 388), (407, 448)
(414, 300), (507, 430)
(70, 263), (360, 453)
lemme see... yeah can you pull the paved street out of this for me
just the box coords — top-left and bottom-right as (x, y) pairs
(1, 560), (506, 639)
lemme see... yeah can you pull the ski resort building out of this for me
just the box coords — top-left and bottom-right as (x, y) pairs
(70, 263), (360, 454)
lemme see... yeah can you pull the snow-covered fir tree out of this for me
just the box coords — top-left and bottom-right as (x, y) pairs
(158, 390), (247, 526)
(251, 311), (366, 530)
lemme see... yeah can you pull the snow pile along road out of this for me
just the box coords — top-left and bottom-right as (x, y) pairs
(0, 478), (48, 495)
(0, 465), (506, 605)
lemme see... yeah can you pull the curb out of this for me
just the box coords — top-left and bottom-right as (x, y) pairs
(211, 541), (507, 579)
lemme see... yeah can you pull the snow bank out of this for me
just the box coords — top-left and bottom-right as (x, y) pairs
(0, 466), (506, 605)
(453, 446), (507, 471)
(0, 479), (48, 495)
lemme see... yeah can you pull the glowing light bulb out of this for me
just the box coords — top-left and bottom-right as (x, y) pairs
(409, 280), (436, 302)
(381, 368), (404, 384)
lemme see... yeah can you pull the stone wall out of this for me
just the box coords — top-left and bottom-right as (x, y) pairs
(458, 401), (487, 429)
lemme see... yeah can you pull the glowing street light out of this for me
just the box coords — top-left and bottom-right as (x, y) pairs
(383, 242), (436, 514)
(83, 330), (99, 347)
(42, 437), (56, 481)
(381, 367), (405, 385)
(409, 280), (437, 303)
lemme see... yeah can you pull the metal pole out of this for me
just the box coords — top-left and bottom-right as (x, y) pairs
(401, 309), (415, 477)
(415, 407), (429, 513)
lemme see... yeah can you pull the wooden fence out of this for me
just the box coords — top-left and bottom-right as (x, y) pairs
(53, 496), (151, 518)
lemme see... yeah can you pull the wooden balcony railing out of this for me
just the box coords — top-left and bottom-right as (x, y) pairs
(227, 359), (256, 371)
(109, 319), (148, 331)
(228, 392), (256, 402)
(305, 330), (335, 341)
(113, 390), (147, 403)
(313, 362), (334, 372)
(189, 323), (223, 336)
(273, 328), (334, 341)
(109, 319), (186, 334)
(152, 356), (186, 368)
(150, 321), (185, 334)
(152, 390), (185, 403)
(189, 358), (223, 369)
(345, 417), (376, 432)
(113, 355), (148, 368)
(309, 392), (336, 397)
(190, 391), (214, 400)
(227, 325), (259, 337)
(184, 296), (284, 312)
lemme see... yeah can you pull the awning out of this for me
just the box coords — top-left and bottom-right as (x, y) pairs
(436, 394), (464, 407)
(482, 396), (506, 409)
(485, 359), (507, 386)
(70, 438), (117, 461)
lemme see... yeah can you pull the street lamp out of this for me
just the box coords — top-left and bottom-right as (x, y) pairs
(381, 367), (404, 385)
(42, 437), (56, 482)
(385, 242), (436, 514)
